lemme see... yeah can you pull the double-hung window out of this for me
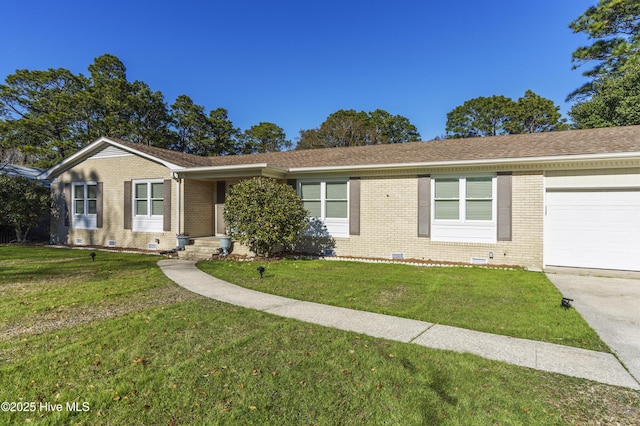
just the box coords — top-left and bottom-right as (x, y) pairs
(434, 178), (460, 220)
(72, 182), (97, 229)
(465, 177), (493, 220)
(132, 180), (164, 232)
(300, 180), (349, 237)
(432, 175), (496, 243)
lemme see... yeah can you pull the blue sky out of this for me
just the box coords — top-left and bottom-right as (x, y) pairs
(1, 0), (593, 142)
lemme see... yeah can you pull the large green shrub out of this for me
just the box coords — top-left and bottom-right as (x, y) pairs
(223, 177), (308, 257)
(0, 175), (52, 242)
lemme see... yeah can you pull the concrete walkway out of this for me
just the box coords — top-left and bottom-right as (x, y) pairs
(158, 260), (640, 390)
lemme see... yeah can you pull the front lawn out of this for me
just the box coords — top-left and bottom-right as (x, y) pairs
(198, 258), (607, 352)
(1, 246), (638, 425)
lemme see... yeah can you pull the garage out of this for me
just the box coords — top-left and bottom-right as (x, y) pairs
(545, 190), (640, 271)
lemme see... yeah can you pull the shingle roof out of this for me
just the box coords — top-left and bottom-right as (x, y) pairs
(114, 126), (640, 170)
(110, 138), (214, 167)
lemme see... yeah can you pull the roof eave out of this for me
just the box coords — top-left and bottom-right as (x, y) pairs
(40, 137), (184, 180)
(172, 164), (289, 179)
(288, 152), (640, 175)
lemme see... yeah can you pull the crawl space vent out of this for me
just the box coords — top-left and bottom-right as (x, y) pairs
(470, 257), (488, 265)
(391, 252), (404, 260)
(147, 243), (158, 250)
(74, 238), (83, 245)
(107, 240), (116, 247)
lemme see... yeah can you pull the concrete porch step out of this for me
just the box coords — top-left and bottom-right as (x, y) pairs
(178, 237), (221, 260)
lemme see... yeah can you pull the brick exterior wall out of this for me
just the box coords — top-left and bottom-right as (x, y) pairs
(330, 171), (544, 270)
(50, 154), (178, 251)
(50, 149), (545, 268)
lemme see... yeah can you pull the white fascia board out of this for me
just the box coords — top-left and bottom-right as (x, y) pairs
(40, 137), (183, 180)
(172, 164), (288, 178)
(288, 152), (640, 174)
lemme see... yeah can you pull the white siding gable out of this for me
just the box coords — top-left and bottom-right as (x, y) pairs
(90, 145), (135, 160)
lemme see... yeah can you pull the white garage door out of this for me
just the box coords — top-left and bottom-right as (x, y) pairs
(545, 190), (640, 271)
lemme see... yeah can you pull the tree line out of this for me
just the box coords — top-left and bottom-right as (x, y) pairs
(433, 0), (640, 138)
(1, 0), (639, 168)
(449, 1), (640, 137)
(0, 54), (294, 167)
(444, 90), (569, 138)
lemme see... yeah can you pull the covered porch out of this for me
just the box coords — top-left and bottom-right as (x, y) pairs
(172, 164), (289, 258)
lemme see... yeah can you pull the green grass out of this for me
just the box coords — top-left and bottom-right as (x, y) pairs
(0, 247), (175, 335)
(1, 246), (639, 425)
(197, 258), (608, 352)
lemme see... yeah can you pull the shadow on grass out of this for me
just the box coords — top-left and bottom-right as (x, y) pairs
(398, 356), (458, 425)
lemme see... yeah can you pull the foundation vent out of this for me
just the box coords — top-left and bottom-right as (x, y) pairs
(75, 238), (83, 245)
(147, 243), (158, 250)
(391, 252), (404, 260)
(107, 240), (116, 247)
(470, 257), (488, 265)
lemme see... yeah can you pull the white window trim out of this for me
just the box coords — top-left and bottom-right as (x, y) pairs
(132, 179), (164, 233)
(431, 174), (497, 243)
(299, 179), (349, 238)
(71, 182), (97, 230)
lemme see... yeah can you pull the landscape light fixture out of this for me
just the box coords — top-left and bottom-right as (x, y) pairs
(90, 252), (96, 261)
(257, 266), (265, 278)
(561, 297), (573, 309)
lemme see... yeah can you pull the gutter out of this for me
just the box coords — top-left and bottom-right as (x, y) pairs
(287, 152), (640, 174)
(171, 163), (289, 178)
(168, 151), (640, 179)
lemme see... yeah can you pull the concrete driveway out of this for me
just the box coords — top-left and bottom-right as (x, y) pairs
(546, 267), (640, 386)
